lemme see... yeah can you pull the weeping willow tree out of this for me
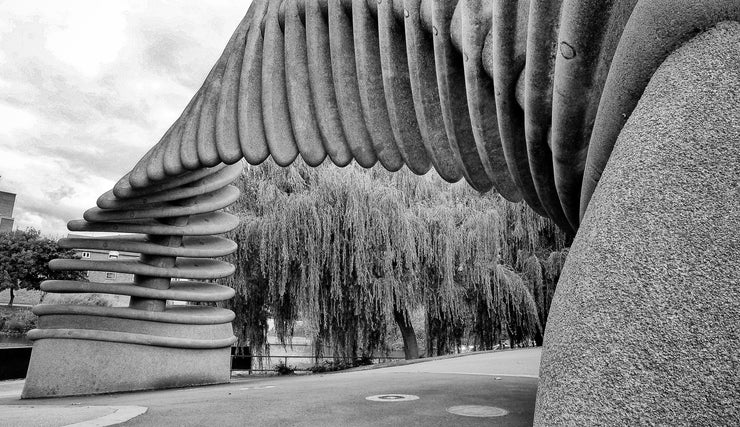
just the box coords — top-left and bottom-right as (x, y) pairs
(222, 161), (424, 360)
(414, 195), (567, 355)
(517, 247), (569, 345)
(219, 159), (570, 361)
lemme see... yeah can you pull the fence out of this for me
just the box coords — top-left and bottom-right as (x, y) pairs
(231, 343), (406, 372)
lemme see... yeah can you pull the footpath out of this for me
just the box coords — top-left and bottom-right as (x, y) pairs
(1, 348), (541, 426)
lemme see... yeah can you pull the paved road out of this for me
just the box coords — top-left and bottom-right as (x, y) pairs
(1, 348), (541, 426)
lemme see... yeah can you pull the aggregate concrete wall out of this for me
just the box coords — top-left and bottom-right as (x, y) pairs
(535, 22), (740, 425)
(23, 339), (231, 398)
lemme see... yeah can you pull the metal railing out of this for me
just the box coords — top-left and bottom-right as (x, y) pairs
(230, 343), (406, 372)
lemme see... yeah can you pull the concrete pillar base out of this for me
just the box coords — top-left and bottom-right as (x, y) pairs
(22, 305), (236, 398)
(22, 340), (231, 398)
(535, 22), (740, 425)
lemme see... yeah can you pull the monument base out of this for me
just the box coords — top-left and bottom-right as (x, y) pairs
(22, 305), (236, 398)
(22, 340), (231, 398)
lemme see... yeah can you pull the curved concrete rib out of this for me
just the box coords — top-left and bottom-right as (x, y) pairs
(285, 0), (328, 167)
(58, 235), (237, 258)
(114, 164), (228, 199)
(197, 17), (252, 170)
(328, 0), (378, 168)
(550, 0), (638, 229)
(41, 280), (236, 302)
(33, 304), (236, 324)
(352, 0), (404, 171)
(160, 97), (193, 178)
(431, 0), (493, 192)
(238, 0), (271, 166)
(522, 0), (571, 232)
(490, 0), (546, 215)
(403, 0), (463, 183)
(263, 0), (300, 166)
(180, 93), (206, 171)
(460, 0), (521, 202)
(68, 211), (239, 236)
(580, 0), (740, 220)
(378, 0), (431, 175)
(306, 0), (354, 166)
(27, 329), (237, 350)
(99, 163), (243, 208)
(85, 186), (240, 222)
(49, 258), (235, 280)
(215, 18), (250, 165)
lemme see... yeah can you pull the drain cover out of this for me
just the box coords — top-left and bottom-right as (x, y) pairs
(447, 405), (508, 417)
(366, 394), (419, 402)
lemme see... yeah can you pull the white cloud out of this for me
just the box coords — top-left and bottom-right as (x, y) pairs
(44, 2), (128, 78)
(0, 0), (252, 237)
(0, 102), (38, 137)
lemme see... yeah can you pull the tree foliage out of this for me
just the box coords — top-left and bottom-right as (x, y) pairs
(0, 228), (86, 306)
(220, 160), (570, 360)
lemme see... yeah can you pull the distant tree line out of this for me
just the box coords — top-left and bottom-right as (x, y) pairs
(218, 160), (570, 361)
(0, 228), (86, 307)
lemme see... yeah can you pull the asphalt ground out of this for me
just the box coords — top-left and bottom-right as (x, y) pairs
(1, 348), (541, 426)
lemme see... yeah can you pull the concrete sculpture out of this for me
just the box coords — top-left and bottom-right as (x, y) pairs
(23, 0), (739, 424)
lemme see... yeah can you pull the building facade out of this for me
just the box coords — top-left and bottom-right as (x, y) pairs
(77, 248), (137, 283)
(0, 191), (16, 232)
(70, 234), (139, 307)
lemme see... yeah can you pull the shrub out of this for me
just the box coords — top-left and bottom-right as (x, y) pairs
(2, 309), (37, 333)
(307, 357), (374, 373)
(355, 355), (373, 366)
(274, 362), (295, 375)
(308, 361), (341, 373)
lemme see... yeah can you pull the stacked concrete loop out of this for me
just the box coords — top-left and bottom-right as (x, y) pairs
(22, 164), (244, 397)
(22, 0), (740, 399)
(30, 162), (243, 348)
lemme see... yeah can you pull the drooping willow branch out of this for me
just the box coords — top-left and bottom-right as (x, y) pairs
(220, 160), (568, 358)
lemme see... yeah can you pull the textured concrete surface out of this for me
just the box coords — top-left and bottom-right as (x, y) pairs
(23, 339), (231, 398)
(2, 348), (539, 426)
(536, 22), (740, 425)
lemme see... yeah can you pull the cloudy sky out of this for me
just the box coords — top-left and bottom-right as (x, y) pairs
(0, 0), (253, 237)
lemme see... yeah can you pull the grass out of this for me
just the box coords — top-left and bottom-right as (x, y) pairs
(0, 289), (43, 306)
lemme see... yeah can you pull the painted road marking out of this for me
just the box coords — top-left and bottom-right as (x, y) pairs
(366, 394), (419, 402)
(411, 371), (539, 378)
(239, 385), (276, 391)
(64, 406), (148, 427)
(447, 405), (508, 417)
(0, 391), (20, 398)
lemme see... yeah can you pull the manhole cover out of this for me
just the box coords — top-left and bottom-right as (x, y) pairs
(447, 405), (509, 417)
(366, 394), (420, 402)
